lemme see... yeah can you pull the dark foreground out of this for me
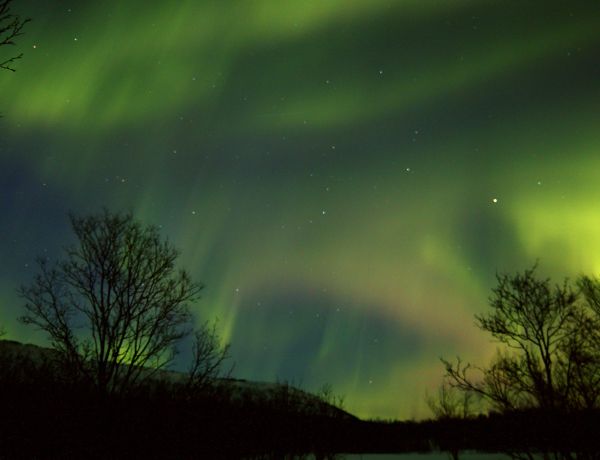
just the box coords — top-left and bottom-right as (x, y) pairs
(2, 342), (600, 459)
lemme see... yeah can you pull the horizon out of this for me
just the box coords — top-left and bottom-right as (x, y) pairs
(2, 0), (600, 420)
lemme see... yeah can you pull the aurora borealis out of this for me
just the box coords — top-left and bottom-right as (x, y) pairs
(1, 0), (600, 420)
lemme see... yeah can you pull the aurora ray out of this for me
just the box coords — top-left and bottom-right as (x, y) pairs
(1, 0), (599, 419)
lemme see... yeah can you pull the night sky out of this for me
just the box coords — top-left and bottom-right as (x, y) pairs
(1, 0), (600, 420)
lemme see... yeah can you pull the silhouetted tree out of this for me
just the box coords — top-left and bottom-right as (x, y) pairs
(19, 209), (204, 395)
(564, 275), (600, 410)
(186, 319), (231, 393)
(443, 266), (579, 413)
(1, 0), (30, 72)
(316, 383), (346, 415)
(440, 265), (600, 459)
(426, 378), (476, 420)
(426, 379), (477, 460)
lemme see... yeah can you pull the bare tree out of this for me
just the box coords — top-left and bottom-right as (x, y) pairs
(1, 0), (30, 72)
(437, 265), (600, 460)
(316, 383), (346, 413)
(426, 378), (476, 420)
(566, 275), (600, 409)
(186, 319), (230, 392)
(19, 209), (203, 395)
(443, 266), (579, 413)
(426, 378), (478, 460)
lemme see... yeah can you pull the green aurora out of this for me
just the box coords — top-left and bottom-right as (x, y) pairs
(1, 0), (600, 419)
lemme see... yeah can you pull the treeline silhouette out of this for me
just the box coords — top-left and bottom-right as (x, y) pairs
(0, 340), (356, 459)
(4, 210), (600, 458)
(1, 209), (357, 458)
(5, 340), (600, 459)
(4, 342), (600, 459)
(347, 410), (600, 456)
(425, 264), (600, 460)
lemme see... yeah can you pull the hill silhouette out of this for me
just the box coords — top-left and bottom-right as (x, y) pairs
(0, 339), (358, 458)
(0, 339), (354, 420)
(3, 343), (600, 458)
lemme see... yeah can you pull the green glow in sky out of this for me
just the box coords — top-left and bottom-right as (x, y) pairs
(2, 0), (600, 420)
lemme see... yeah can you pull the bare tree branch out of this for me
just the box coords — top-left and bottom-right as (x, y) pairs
(0, 0), (30, 72)
(426, 377), (477, 420)
(438, 264), (600, 459)
(186, 319), (230, 393)
(19, 209), (205, 395)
